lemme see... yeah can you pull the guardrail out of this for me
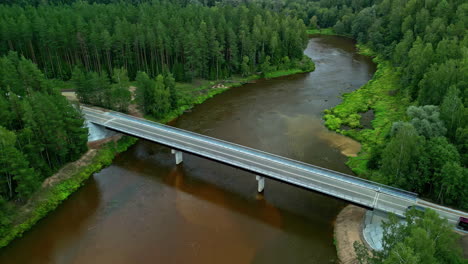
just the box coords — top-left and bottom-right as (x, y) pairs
(83, 106), (418, 202)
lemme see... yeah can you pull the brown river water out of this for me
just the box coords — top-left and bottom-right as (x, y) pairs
(0, 36), (376, 264)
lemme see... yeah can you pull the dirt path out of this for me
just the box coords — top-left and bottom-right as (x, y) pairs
(334, 205), (367, 264)
(128, 86), (144, 117)
(41, 149), (98, 188)
(61, 91), (77, 101)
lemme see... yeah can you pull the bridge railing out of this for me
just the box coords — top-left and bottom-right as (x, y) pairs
(83, 107), (419, 201)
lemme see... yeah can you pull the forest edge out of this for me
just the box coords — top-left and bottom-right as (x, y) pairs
(0, 57), (315, 249)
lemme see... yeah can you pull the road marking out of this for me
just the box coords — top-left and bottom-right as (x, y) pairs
(84, 110), (412, 199)
(86, 112), (414, 212)
(83, 108), (466, 221)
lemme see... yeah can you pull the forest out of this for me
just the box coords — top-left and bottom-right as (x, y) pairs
(0, 0), (466, 262)
(0, 1), (309, 81)
(0, 51), (88, 238)
(0, 0), (313, 113)
(0, 0), (313, 242)
(265, 0), (467, 211)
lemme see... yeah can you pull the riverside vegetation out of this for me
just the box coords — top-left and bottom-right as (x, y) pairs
(0, 0), (314, 249)
(0, 50), (138, 248)
(265, 0), (468, 210)
(272, 0), (467, 210)
(0, 0), (466, 262)
(270, 0), (466, 262)
(0, 52), (88, 247)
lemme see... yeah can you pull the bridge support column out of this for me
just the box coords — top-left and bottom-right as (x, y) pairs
(256, 176), (265, 193)
(171, 149), (183, 164)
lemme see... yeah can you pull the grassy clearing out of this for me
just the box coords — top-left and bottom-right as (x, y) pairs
(0, 136), (137, 248)
(323, 44), (409, 176)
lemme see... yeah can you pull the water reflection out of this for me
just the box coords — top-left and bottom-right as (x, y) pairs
(0, 36), (375, 264)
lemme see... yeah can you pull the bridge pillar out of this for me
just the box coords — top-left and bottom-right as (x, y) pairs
(256, 176), (265, 193)
(171, 149), (183, 164)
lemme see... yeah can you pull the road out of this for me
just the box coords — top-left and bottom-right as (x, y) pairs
(82, 106), (467, 227)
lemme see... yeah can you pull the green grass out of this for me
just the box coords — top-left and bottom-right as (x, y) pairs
(0, 136), (137, 248)
(265, 68), (305, 78)
(307, 28), (336, 35)
(148, 59), (315, 123)
(323, 45), (410, 176)
(49, 78), (75, 91)
(307, 28), (354, 39)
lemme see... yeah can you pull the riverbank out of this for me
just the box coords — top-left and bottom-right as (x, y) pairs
(149, 56), (315, 123)
(312, 31), (408, 263)
(0, 136), (137, 249)
(334, 205), (366, 264)
(307, 28), (336, 35)
(323, 44), (409, 176)
(0, 56), (315, 250)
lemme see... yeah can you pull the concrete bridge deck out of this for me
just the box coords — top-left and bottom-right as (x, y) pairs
(82, 106), (467, 227)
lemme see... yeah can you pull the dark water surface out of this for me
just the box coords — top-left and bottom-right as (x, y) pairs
(0, 36), (375, 264)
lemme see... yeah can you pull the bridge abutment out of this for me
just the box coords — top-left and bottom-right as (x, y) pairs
(87, 121), (118, 142)
(362, 209), (390, 251)
(171, 149), (183, 164)
(256, 176), (265, 193)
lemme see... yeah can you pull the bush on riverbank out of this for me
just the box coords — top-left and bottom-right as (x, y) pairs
(323, 45), (409, 176)
(354, 209), (465, 264)
(0, 136), (137, 249)
(265, 56), (315, 79)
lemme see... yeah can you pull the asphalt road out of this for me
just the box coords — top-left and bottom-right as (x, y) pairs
(83, 106), (467, 227)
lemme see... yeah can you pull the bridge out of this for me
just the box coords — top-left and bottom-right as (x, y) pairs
(82, 106), (467, 228)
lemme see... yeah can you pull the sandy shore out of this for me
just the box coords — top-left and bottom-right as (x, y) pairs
(334, 205), (367, 264)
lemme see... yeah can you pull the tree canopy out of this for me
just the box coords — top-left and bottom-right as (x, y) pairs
(0, 52), (88, 238)
(354, 209), (466, 264)
(0, 1), (309, 81)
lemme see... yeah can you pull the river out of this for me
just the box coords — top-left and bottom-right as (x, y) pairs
(0, 36), (376, 264)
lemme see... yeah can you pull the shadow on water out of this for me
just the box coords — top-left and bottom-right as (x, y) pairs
(130, 141), (346, 230)
(0, 177), (101, 264)
(0, 36), (376, 264)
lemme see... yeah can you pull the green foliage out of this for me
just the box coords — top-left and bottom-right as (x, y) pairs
(436, 162), (467, 208)
(380, 123), (424, 188)
(323, 49), (409, 176)
(111, 68), (132, 112)
(305, 0), (467, 211)
(0, 52), (88, 197)
(0, 136), (137, 249)
(0, 127), (40, 200)
(164, 73), (177, 110)
(324, 114), (343, 131)
(306, 28), (336, 35)
(241, 56), (250, 77)
(0, 2), (308, 81)
(72, 67), (131, 112)
(137, 54), (314, 122)
(405, 105), (447, 138)
(136, 73), (171, 118)
(309, 16), (318, 29)
(355, 209), (465, 264)
(0, 52), (88, 246)
(378, 120), (466, 208)
(440, 86), (465, 140)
